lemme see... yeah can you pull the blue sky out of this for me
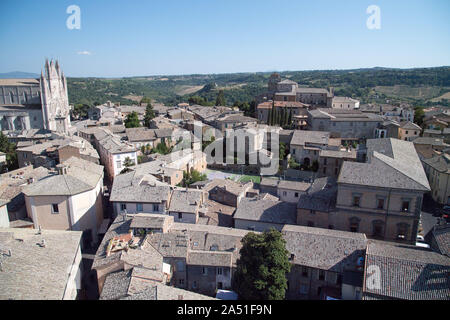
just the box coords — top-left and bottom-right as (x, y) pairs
(0, 0), (449, 77)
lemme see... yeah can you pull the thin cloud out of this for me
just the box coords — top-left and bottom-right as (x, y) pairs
(77, 51), (91, 55)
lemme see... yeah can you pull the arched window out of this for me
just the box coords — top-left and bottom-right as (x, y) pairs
(9, 92), (14, 104)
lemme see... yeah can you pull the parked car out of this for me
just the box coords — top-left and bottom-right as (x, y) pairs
(415, 235), (430, 249)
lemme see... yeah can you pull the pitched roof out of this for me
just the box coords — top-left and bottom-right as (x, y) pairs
(422, 154), (450, 173)
(234, 198), (297, 225)
(338, 139), (430, 191)
(0, 228), (82, 300)
(399, 121), (422, 130)
(203, 179), (252, 196)
(168, 189), (203, 214)
(22, 157), (104, 196)
(109, 170), (171, 204)
(277, 180), (310, 191)
(297, 177), (337, 212)
(431, 224), (450, 257)
(188, 250), (232, 267)
(282, 225), (367, 272)
(363, 241), (450, 300)
(290, 130), (330, 146)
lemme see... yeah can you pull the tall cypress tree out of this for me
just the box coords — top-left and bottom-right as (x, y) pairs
(215, 90), (226, 106)
(287, 109), (293, 129)
(280, 108), (286, 127)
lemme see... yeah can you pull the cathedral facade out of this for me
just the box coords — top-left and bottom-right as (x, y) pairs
(0, 59), (71, 134)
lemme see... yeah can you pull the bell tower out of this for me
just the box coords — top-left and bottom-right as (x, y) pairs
(40, 59), (71, 133)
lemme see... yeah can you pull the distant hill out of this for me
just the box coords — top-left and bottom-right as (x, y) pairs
(0, 71), (39, 79)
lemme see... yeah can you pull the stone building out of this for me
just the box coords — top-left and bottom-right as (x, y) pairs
(23, 157), (105, 246)
(336, 139), (430, 244)
(307, 109), (383, 139)
(0, 59), (71, 133)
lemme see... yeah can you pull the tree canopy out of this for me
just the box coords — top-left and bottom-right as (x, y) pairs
(144, 103), (155, 127)
(233, 229), (291, 300)
(0, 132), (18, 172)
(124, 111), (141, 128)
(215, 90), (226, 106)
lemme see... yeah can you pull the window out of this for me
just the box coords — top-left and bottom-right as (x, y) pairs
(319, 270), (325, 281)
(120, 203), (126, 211)
(283, 191), (287, 196)
(136, 203), (143, 212)
(192, 281), (197, 289)
(353, 196), (361, 207)
(179, 279), (185, 286)
(153, 204), (159, 212)
(51, 204), (59, 214)
(349, 217), (360, 233)
(336, 274), (343, 285)
(401, 200), (410, 212)
(310, 210), (316, 215)
(295, 192), (299, 198)
(217, 282), (223, 289)
(302, 266), (308, 277)
(323, 158), (327, 165)
(178, 212), (183, 220)
(377, 198), (385, 210)
(397, 223), (408, 240)
(405, 131), (409, 134)
(217, 267), (223, 275)
(202, 267), (208, 275)
(116, 160), (122, 169)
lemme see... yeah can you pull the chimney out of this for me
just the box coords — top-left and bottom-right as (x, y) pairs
(56, 164), (68, 175)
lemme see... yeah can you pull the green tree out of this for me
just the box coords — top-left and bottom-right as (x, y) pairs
(414, 107), (425, 126)
(0, 132), (18, 172)
(124, 111), (141, 128)
(267, 108), (273, 126)
(120, 157), (136, 174)
(279, 142), (286, 161)
(233, 229), (291, 300)
(144, 103), (155, 127)
(152, 142), (172, 155)
(287, 109), (292, 129)
(181, 169), (207, 187)
(280, 108), (286, 127)
(215, 90), (226, 106)
(288, 156), (300, 170)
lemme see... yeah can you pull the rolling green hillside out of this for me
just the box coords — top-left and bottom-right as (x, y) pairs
(67, 67), (450, 108)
